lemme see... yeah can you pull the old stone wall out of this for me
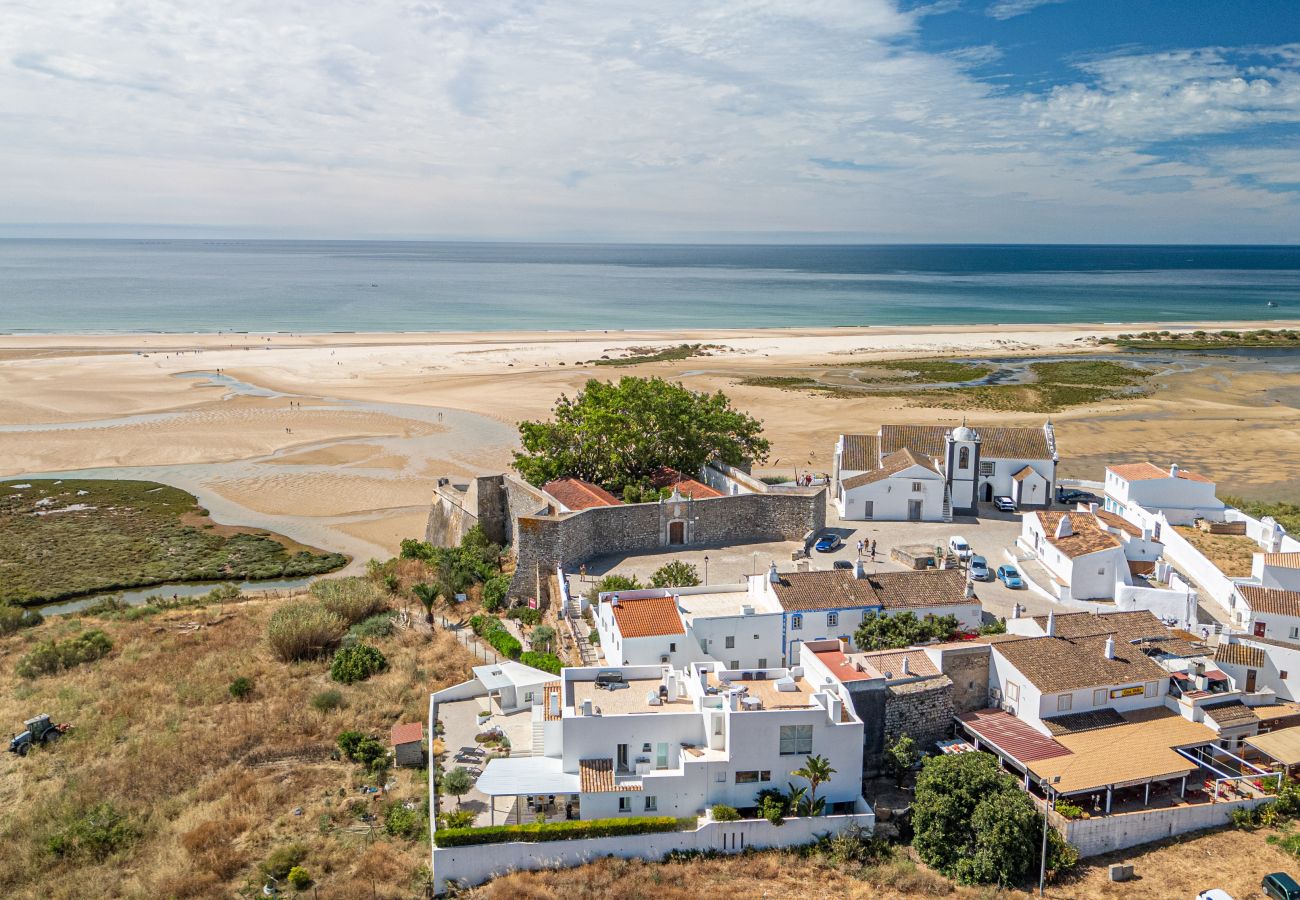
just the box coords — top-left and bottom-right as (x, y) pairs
(882, 676), (955, 765)
(937, 647), (991, 716)
(846, 684), (888, 776)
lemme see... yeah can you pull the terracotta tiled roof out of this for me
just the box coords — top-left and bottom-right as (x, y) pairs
(1042, 708), (1126, 736)
(1239, 585), (1300, 618)
(839, 434), (879, 472)
(879, 423), (1051, 460)
(542, 681), (562, 721)
(1203, 699), (1261, 728)
(994, 632), (1170, 693)
(1215, 642), (1266, 668)
(1264, 553), (1300, 570)
(1028, 610), (1168, 642)
(390, 722), (423, 746)
(648, 467), (723, 499)
(579, 758), (640, 793)
(1095, 509), (1144, 538)
(1032, 511), (1121, 559)
(1107, 462), (1212, 484)
(543, 478), (622, 510)
(771, 567), (969, 613)
(608, 595), (686, 638)
(1253, 701), (1300, 725)
(857, 648), (941, 680)
(812, 648), (877, 682)
(1011, 465), (1037, 482)
(841, 448), (939, 490)
(868, 568), (970, 611)
(960, 708), (1072, 762)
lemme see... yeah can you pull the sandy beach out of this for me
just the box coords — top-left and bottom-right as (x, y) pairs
(3, 319), (1299, 564)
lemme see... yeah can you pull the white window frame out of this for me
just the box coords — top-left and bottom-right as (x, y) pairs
(827, 612), (839, 628)
(1057, 693), (1072, 712)
(1005, 680), (1020, 702)
(980, 461), (995, 476)
(1093, 688), (1106, 707)
(911, 481), (923, 493)
(618, 797), (631, 812)
(725, 635), (735, 649)
(779, 724), (813, 756)
(791, 614), (803, 630)
(644, 796), (657, 812)
(1143, 681), (1158, 698)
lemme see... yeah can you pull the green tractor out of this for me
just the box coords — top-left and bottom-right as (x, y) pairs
(8, 714), (71, 757)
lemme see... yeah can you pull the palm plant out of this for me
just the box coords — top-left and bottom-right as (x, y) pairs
(412, 582), (438, 623)
(790, 754), (836, 817)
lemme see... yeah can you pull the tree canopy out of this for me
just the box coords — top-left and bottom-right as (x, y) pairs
(512, 377), (770, 493)
(853, 610), (959, 651)
(650, 561), (701, 588)
(913, 751), (1077, 887)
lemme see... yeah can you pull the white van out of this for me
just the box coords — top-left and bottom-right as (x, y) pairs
(948, 536), (972, 560)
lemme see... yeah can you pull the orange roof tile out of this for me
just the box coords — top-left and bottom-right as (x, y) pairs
(1264, 553), (1300, 570)
(648, 467), (723, 499)
(579, 758), (641, 793)
(1238, 584), (1300, 617)
(1033, 511), (1122, 559)
(543, 478), (623, 510)
(1107, 462), (1212, 484)
(390, 722), (423, 746)
(608, 595), (686, 638)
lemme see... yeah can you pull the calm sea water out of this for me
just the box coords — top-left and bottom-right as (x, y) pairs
(2, 240), (1298, 333)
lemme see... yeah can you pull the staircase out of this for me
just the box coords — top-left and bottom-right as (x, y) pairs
(562, 583), (599, 666)
(942, 485), (953, 523)
(530, 718), (545, 756)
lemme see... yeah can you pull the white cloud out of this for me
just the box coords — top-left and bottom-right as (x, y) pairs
(0, 1), (1295, 241)
(985, 0), (1070, 21)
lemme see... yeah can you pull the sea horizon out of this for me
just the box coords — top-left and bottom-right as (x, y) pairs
(5, 239), (1300, 334)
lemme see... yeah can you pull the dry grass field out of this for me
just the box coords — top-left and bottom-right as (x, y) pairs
(0, 593), (476, 899)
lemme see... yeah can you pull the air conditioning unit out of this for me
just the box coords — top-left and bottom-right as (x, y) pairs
(660, 654), (671, 663)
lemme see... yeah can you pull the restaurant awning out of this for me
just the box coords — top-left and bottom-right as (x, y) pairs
(1246, 726), (1300, 768)
(474, 756), (581, 796)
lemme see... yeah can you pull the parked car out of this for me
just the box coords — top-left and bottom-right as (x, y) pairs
(1077, 492), (1102, 506)
(1263, 872), (1300, 900)
(969, 556), (991, 581)
(814, 533), (843, 553)
(832, 559), (854, 570)
(993, 496), (1016, 512)
(996, 565), (1024, 588)
(1195, 890), (1235, 900)
(1056, 487), (1086, 504)
(948, 536), (972, 560)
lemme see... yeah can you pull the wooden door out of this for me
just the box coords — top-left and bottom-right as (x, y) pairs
(669, 521), (685, 544)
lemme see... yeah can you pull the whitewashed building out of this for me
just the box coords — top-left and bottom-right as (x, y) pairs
(1103, 462), (1225, 526)
(833, 421), (1057, 520)
(1254, 553), (1300, 593)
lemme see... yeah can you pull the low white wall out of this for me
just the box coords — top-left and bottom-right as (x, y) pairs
(1158, 517), (1239, 613)
(432, 809), (875, 893)
(1056, 796), (1269, 858)
(1114, 583), (1196, 628)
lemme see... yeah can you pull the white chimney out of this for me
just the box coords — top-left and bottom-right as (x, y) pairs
(1169, 463), (1180, 478)
(768, 562), (780, 584)
(965, 580), (975, 599)
(1089, 502), (1099, 514)
(1012, 603), (1022, 619)
(611, 594), (621, 607)
(901, 655), (911, 675)
(1055, 514), (1073, 539)
(1103, 636), (1116, 660)
(1046, 611), (1056, 636)
(854, 558), (866, 579)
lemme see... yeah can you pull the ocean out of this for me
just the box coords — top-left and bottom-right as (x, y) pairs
(2, 240), (1299, 333)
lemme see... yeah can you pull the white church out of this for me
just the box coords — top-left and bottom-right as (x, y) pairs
(832, 422), (1058, 522)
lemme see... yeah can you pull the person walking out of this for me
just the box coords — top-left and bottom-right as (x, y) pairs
(870, 539), (877, 560)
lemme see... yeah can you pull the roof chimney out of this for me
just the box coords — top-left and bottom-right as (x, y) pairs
(768, 562), (780, 584)
(1012, 602), (1022, 619)
(1104, 636), (1116, 660)
(1055, 514), (1073, 539)
(611, 594), (621, 607)
(853, 558), (866, 579)
(1169, 464), (1180, 478)
(1046, 611), (1056, 636)
(901, 655), (911, 675)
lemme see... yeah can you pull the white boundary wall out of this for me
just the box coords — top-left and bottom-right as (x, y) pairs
(1055, 795), (1270, 858)
(432, 808), (875, 893)
(1156, 515), (1241, 613)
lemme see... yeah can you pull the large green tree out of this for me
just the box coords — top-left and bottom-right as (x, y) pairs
(513, 377), (770, 492)
(853, 611), (959, 651)
(913, 751), (1077, 887)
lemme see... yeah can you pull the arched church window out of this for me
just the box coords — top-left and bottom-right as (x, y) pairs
(958, 446), (970, 470)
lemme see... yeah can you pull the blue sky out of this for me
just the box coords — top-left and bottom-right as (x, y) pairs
(1, 0), (1298, 242)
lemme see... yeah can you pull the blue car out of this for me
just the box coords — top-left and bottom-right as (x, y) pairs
(814, 533), (843, 553)
(969, 556), (991, 581)
(997, 565), (1024, 588)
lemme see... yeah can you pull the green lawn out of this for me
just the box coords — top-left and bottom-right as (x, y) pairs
(0, 479), (347, 605)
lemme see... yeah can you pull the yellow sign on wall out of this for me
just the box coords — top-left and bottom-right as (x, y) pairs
(1110, 685), (1143, 699)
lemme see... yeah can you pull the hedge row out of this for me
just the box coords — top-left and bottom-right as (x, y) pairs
(469, 614), (522, 660)
(434, 816), (695, 847)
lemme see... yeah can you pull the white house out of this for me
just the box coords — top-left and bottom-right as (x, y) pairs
(1254, 553), (1300, 593)
(473, 662), (868, 822)
(1103, 462), (1224, 526)
(1021, 511), (1130, 601)
(595, 564), (980, 670)
(833, 421), (1057, 520)
(1230, 584), (1300, 642)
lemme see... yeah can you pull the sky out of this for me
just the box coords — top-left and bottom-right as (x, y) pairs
(2, 0), (1299, 243)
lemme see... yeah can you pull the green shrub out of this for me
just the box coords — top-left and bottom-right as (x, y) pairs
(330, 642), (387, 684)
(482, 575), (510, 612)
(286, 865), (312, 890)
(228, 676), (254, 700)
(468, 615), (493, 636)
(507, 605), (542, 626)
(261, 843), (307, 880)
(519, 651), (562, 674)
(485, 629), (522, 660)
(347, 612), (394, 642)
(438, 809), (475, 829)
(267, 601), (346, 662)
(1053, 799), (1083, 820)
(45, 802), (140, 861)
(17, 629), (113, 678)
(338, 731), (387, 770)
(759, 795), (785, 826)
(434, 816), (694, 847)
(310, 577), (389, 625)
(385, 802), (424, 839)
(311, 689), (345, 712)
(650, 561), (701, 588)
(0, 603), (43, 634)
(711, 804), (741, 822)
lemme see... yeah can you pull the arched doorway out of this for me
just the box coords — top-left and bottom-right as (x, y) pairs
(668, 521), (686, 545)
(981, 482), (993, 502)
